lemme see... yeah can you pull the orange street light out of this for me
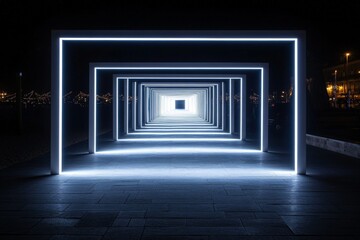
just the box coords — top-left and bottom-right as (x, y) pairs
(334, 69), (337, 108)
(345, 52), (351, 109)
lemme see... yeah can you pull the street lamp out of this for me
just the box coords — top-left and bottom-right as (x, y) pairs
(17, 72), (23, 134)
(334, 69), (337, 108)
(345, 52), (351, 109)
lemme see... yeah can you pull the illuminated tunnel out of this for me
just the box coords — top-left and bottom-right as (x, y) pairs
(51, 31), (306, 175)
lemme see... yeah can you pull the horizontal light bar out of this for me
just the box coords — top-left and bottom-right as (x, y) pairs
(116, 138), (241, 142)
(61, 37), (297, 41)
(98, 67), (263, 70)
(127, 132), (231, 135)
(97, 147), (260, 154)
(62, 168), (295, 178)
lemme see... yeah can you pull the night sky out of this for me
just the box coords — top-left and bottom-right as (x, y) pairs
(0, 0), (359, 92)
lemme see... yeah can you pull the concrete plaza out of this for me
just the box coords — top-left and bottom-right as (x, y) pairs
(0, 135), (359, 239)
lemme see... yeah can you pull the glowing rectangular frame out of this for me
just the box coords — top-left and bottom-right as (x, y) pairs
(116, 78), (225, 132)
(112, 78), (236, 137)
(95, 69), (258, 153)
(51, 31), (306, 175)
(144, 88), (212, 127)
(140, 84), (215, 127)
(80, 64), (265, 171)
(139, 87), (211, 127)
(113, 78), (235, 135)
(143, 87), (211, 125)
(135, 83), (228, 130)
(120, 81), (217, 131)
(140, 83), (226, 131)
(111, 76), (247, 145)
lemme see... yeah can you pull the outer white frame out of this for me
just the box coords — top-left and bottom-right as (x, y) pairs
(51, 31), (306, 175)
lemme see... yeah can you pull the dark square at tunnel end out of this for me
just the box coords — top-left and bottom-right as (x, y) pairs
(175, 100), (185, 110)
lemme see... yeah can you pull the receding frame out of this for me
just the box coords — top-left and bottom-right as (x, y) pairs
(136, 85), (215, 128)
(88, 66), (262, 153)
(134, 82), (218, 129)
(113, 75), (240, 137)
(51, 30), (306, 175)
(94, 65), (264, 164)
(111, 76), (242, 143)
(139, 83), (217, 127)
(121, 80), (224, 133)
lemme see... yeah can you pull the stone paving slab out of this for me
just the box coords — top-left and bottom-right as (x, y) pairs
(0, 145), (360, 239)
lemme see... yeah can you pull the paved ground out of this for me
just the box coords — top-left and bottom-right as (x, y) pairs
(0, 137), (360, 240)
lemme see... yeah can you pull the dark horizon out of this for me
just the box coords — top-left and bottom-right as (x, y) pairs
(1, 0), (359, 92)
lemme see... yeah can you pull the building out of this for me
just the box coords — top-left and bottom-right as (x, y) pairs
(323, 59), (360, 108)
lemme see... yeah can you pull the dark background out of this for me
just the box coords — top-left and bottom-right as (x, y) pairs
(0, 0), (360, 169)
(0, 0), (359, 92)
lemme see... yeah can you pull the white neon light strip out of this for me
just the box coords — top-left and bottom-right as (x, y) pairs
(216, 85), (219, 127)
(145, 87), (149, 123)
(133, 81), (137, 131)
(134, 80), (233, 131)
(115, 78), (119, 140)
(96, 69), (259, 151)
(125, 77), (230, 79)
(99, 67), (263, 70)
(139, 84), (142, 127)
(126, 80), (223, 131)
(294, 39), (298, 173)
(212, 86), (215, 125)
(229, 79), (233, 134)
(61, 37), (297, 41)
(62, 168), (294, 178)
(222, 82), (225, 132)
(146, 88), (208, 120)
(113, 77), (243, 139)
(127, 132), (231, 135)
(129, 80), (231, 131)
(143, 124), (216, 127)
(130, 127), (222, 131)
(205, 88), (208, 121)
(131, 128), (222, 131)
(240, 78), (243, 140)
(126, 80), (218, 125)
(125, 78), (129, 134)
(97, 147), (261, 155)
(116, 138), (241, 142)
(58, 39), (63, 173)
(138, 85), (214, 123)
(260, 69), (264, 152)
(57, 36), (298, 175)
(93, 68), (97, 153)
(101, 70), (264, 153)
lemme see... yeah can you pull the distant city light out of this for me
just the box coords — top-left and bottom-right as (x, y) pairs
(0, 91), (7, 99)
